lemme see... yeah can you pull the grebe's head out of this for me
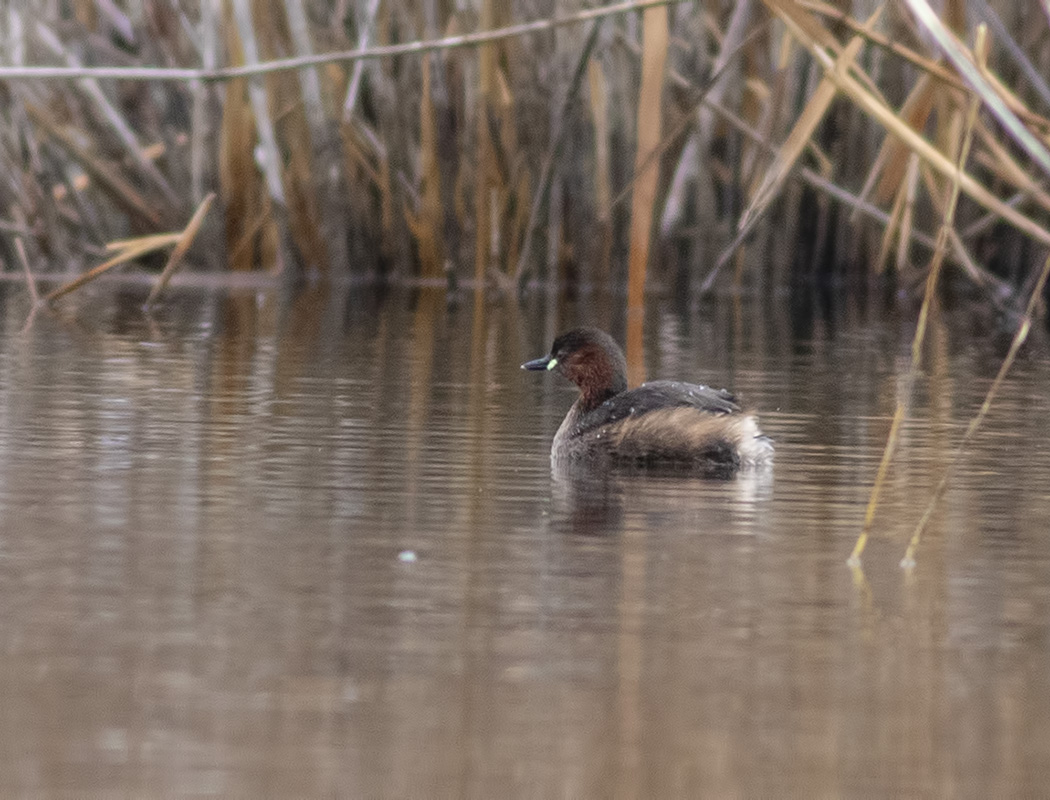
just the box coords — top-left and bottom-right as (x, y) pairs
(522, 328), (628, 406)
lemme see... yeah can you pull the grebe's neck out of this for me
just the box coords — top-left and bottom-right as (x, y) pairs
(567, 343), (627, 412)
(577, 384), (619, 413)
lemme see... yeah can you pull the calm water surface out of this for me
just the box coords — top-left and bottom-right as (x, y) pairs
(2, 284), (1050, 797)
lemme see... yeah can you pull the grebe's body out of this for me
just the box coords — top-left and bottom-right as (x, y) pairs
(523, 328), (773, 473)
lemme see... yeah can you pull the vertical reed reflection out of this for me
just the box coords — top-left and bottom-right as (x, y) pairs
(615, 526), (644, 800)
(406, 287), (441, 490)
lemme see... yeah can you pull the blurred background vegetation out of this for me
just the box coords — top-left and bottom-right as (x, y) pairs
(1, 0), (1049, 309)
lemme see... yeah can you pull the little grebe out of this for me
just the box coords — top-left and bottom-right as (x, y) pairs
(522, 327), (773, 472)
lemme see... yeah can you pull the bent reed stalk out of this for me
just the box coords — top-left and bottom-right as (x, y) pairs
(0, 0), (687, 83)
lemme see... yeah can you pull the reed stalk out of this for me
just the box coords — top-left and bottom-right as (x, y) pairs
(410, 55), (444, 279)
(626, 4), (668, 316)
(44, 233), (181, 304)
(144, 193), (216, 309)
(848, 28), (985, 567)
(0, 0), (688, 83)
(900, 251), (1050, 568)
(229, 0), (285, 207)
(14, 237), (39, 304)
(473, 0), (497, 288)
(342, 0), (382, 122)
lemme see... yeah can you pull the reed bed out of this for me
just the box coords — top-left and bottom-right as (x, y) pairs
(0, 0), (1045, 305)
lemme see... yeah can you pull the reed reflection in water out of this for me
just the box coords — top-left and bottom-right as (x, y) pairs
(0, 284), (1049, 796)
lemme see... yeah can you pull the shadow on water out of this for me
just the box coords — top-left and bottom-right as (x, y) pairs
(2, 281), (1050, 795)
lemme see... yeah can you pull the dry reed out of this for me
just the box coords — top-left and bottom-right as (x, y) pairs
(900, 250), (1050, 568)
(1, 0), (1048, 304)
(626, 3), (668, 315)
(849, 26), (984, 568)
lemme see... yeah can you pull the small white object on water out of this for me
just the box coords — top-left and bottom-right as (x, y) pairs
(398, 550), (417, 563)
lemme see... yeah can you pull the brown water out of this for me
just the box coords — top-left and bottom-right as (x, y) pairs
(2, 283), (1050, 797)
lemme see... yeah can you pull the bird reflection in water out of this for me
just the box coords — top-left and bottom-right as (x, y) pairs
(549, 457), (774, 538)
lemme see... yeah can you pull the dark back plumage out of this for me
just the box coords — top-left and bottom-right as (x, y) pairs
(570, 380), (740, 438)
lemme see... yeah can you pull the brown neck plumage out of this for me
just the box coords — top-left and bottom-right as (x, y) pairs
(569, 344), (627, 412)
